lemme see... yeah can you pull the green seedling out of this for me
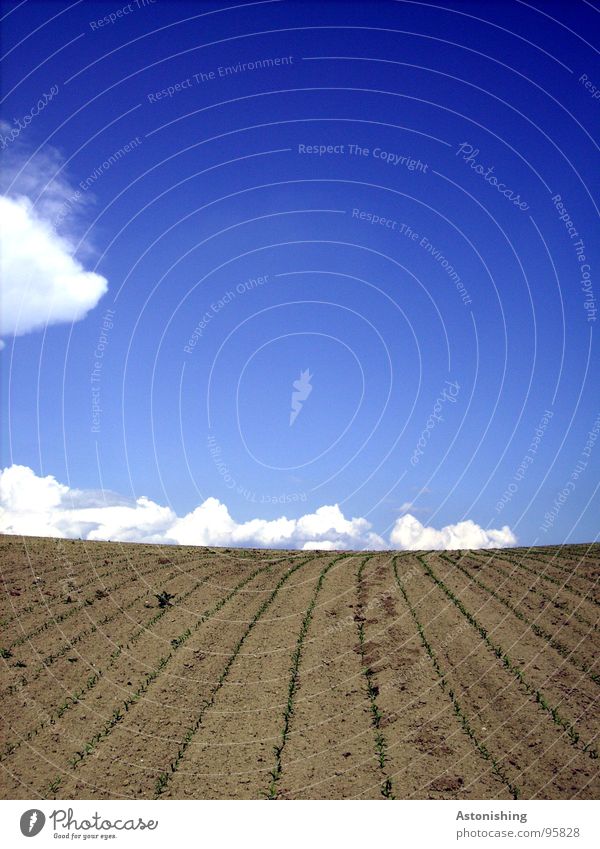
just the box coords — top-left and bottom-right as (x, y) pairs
(47, 777), (62, 798)
(355, 557), (395, 800)
(394, 557), (520, 800)
(418, 554), (598, 761)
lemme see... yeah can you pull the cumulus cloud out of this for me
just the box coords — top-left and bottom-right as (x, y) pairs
(0, 465), (172, 542)
(390, 513), (516, 550)
(0, 465), (516, 551)
(0, 465), (385, 550)
(0, 194), (107, 343)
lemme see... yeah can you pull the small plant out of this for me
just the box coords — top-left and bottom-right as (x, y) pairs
(154, 554), (326, 799)
(63, 560), (281, 777)
(419, 554), (598, 761)
(382, 778), (394, 798)
(355, 557), (395, 800)
(155, 591), (175, 609)
(47, 777), (62, 798)
(393, 557), (520, 799)
(440, 552), (599, 684)
(0, 648), (13, 659)
(155, 773), (169, 794)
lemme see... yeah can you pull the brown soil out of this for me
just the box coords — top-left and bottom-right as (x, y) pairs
(1, 536), (599, 799)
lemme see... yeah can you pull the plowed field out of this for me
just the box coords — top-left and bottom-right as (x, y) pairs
(1, 536), (598, 799)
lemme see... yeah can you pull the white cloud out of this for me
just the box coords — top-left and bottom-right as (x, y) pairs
(390, 513), (516, 550)
(0, 465), (516, 551)
(0, 466), (384, 550)
(0, 465), (174, 542)
(302, 540), (337, 551)
(0, 139), (95, 241)
(0, 464), (68, 516)
(396, 501), (430, 517)
(0, 194), (107, 343)
(187, 502), (387, 550)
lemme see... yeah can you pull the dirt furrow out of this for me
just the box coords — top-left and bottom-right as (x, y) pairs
(356, 555), (512, 799)
(427, 555), (600, 737)
(0, 558), (296, 798)
(0, 565), (234, 748)
(411, 555), (598, 798)
(459, 553), (598, 636)
(276, 555), (383, 799)
(162, 555), (340, 799)
(476, 552), (600, 620)
(438, 554), (599, 686)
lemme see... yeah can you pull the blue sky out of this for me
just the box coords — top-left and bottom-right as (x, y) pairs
(0, 0), (598, 549)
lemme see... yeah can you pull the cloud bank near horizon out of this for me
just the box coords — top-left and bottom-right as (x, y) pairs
(0, 465), (517, 551)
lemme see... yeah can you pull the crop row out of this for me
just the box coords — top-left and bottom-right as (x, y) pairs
(524, 545), (600, 564)
(439, 554), (599, 687)
(524, 550), (592, 576)
(519, 549), (598, 590)
(0, 548), (212, 632)
(521, 552), (600, 597)
(355, 558), (394, 799)
(486, 552), (600, 609)
(464, 552), (598, 633)
(61, 558), (302, 783)
(392, 557), (520, 798)
(467, 548), (580, 586)
(3, 586), (146, 698)
(2, 546), (162, 611)
(0, 557), (229, 704)
(419, 556), (598, 760)
(0, 565), (229, 764)
(154, 554), (331, 797)
(3, 554), (216, 652)
(268, 554), (356, 799)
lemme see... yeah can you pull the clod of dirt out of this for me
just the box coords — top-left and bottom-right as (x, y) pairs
(429, 776), (464, 792)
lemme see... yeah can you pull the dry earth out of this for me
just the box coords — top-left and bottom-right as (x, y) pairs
(1, 535), (598, 799)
